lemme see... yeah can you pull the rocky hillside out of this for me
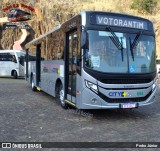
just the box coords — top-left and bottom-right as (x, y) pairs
(0, 0), (160, 56)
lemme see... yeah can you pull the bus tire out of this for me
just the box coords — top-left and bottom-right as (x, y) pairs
(13, 70), (18, 79)
(56, 83), (68, 109)
(31, 76), (36, 91)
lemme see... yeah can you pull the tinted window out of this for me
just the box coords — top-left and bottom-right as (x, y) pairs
(0, 52), (17, 62)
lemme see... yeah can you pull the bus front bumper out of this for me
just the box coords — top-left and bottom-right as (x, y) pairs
(78, 86), (157, 109)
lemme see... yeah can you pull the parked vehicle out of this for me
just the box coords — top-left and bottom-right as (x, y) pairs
(0, 50), (25, 78)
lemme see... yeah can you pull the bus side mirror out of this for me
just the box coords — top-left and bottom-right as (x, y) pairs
(81, 31), (88, 49)
(77, 56), (82, 64)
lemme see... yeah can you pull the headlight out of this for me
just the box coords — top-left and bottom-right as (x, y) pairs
(152, 83), (156, 91)
(152, 78), (157, 91)
(85, 80), (98, 93)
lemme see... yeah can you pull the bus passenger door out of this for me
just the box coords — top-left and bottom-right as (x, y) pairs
(36, 44), (41, 86)
(65, 31), (78, 105)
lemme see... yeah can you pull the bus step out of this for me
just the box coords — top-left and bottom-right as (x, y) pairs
(36, 86), (41, 91)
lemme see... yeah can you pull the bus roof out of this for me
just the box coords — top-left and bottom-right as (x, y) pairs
(80, 11), (152, 22)
(25, 25), (61, 48)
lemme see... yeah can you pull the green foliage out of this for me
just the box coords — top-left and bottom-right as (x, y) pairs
(131, 0), (157, 14)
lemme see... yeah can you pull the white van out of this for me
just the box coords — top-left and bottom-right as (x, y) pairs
(0, 50), (25, 78)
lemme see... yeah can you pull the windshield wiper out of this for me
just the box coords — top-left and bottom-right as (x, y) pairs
(106, 26), (124, 61)
(130, 30), (144, 61)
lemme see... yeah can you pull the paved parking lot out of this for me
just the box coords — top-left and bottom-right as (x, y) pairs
(0, 78), (160, 150)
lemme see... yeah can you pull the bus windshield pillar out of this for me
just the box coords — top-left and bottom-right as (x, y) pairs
(25, 49), (29, 79)
(36, 44), (41, 86)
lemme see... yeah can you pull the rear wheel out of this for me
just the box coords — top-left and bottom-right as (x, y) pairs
(13, 70), (17, 79)
(56, 83), (68, 109)
(31, 76), (36, 91)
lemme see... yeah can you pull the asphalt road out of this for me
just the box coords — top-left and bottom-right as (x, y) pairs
(0, 78), (160, 151)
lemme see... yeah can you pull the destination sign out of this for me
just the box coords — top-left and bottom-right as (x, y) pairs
(94, 15), (148, 30)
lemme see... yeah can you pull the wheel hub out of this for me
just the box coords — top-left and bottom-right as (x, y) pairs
(60, 89), (64, 104)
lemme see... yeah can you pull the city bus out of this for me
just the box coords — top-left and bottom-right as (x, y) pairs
(25, 11), (157, 109)
(0, 50), (25, 78)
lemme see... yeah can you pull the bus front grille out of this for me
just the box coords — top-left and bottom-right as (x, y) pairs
(100, 79), (152, 84)
(99, 91), (152, 103)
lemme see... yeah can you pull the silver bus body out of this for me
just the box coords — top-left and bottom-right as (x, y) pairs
(25, 11), (157, 109)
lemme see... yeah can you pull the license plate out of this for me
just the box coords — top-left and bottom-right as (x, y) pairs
(122, 103), (136, 108)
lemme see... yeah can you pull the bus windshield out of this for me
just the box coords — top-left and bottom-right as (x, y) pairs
(84, 30), (156, 73)
(16, 52), (25, 66)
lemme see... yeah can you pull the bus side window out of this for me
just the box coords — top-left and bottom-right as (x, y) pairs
(0, 54), (3, 61)
(9, 53), (17, 63)
(0, 53), (7, 61)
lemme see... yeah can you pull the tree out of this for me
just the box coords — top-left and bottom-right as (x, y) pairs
(131, 0), (157, 14)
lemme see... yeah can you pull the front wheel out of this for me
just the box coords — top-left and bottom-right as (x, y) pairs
(13, 70), (17, 79)
(31, 76), (36, 91)
(56, 83), (68, 109)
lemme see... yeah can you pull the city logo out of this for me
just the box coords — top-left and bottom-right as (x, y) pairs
(109, 91), (128, 97)
(137, 91), (144, 96)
